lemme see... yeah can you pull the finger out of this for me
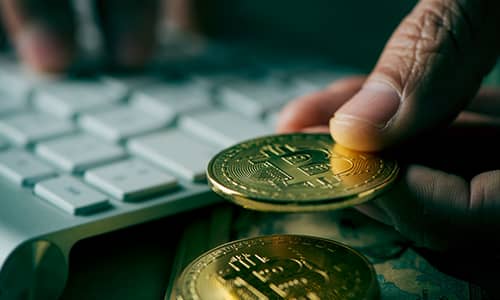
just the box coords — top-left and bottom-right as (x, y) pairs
(371, 165), (500, 251)
(0, 6), (6, 49)
(276, 76), (365, 133)
(355, 203), (393, 226)
(300, 126), (330, 133)
(277, 76), (500, 135)
(330, 0), (500, 151)
(453, 111), (500, 127)
(166, 0), (198, 33)
(0, 0), (76, 73)
(466, 86), (500, 117)
(96, 0), (161, 68)
(383, 115), (500, 179)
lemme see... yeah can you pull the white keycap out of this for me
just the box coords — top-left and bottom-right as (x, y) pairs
(79, 105), (173, 142)
(0, 59), (34, 99)
(266, 110), (281, 129)
(132, 79), (212, 117)
(35, 78), (127, 118)
(128, 130), (219, 181)
(34, 175), (110, 215)
(218, 77), (313, 117)
(0, 136), (8, 150)
(0, 112), (75, 146)
(179, 109), (273, 148)
(0, 150), (56, 185)
(85, 159), (177, 201)
(0, 92), (27, 115)
(36, 133), (126, 172)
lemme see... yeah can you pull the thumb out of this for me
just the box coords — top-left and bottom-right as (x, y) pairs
(330, 0), (500, 151)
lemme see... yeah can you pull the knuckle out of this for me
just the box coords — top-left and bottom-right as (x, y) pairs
(416, 0), (472, 51)
(371, 0), (471, 94)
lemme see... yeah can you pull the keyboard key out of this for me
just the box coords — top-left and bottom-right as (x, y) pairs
(36, 133), (126, 172)
(266, 110), (281, 128)
(218, 77), (313, 117)
(132, 79), (212, 117)
(0, 112), (75, 146)
(0, 58), (34, 98)
(79, 105), (173, 142)
(85, 159), (177, 201)
(0, 136), (8, 150)
(0, 150), (56, 185)
(0, 92), (27, 115)
(34, 175), (110, 215)
(35, 78), (127, 118)
(128, 130), (218, 181)
(179, 109), (273, 147)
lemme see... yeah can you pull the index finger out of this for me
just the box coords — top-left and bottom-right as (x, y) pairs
(0, 0), (76, 73)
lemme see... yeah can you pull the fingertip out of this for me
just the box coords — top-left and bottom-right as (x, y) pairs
(329, 115), (390, 152)
(355, 204), (393, 226)
(277, 77), (366, 134)
(276, 91), (330, 134)
(166, 0), (198, 33)
(329, 81), (401, 151)
(1, 0), (76, 73)
(16, 27), (74, 73)
(275, 108), (298, 133)
(300, 125), (330, 133)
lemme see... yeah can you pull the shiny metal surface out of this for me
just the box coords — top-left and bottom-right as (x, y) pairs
(207, 133), (399, 212)
(0, 240), (67, 300)
(172, 235), (379, 300)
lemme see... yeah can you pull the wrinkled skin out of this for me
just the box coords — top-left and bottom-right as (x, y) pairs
(2, 0), (500, 254)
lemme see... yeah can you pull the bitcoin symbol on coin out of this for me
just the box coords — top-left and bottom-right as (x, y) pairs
(214, 252), (333, 299)
(247, 144), (353, 190)
(172, 235), (379, 300)
(207, 133), (399, 212)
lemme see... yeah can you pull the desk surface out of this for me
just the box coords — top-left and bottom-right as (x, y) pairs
(60, 203), (499, 300)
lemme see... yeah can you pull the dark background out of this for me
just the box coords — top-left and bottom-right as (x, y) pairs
(196, 0), (417, 70)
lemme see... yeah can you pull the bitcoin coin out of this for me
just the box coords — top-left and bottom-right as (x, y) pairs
(171, 235), (379, 300)
(207, 133), (399, 212)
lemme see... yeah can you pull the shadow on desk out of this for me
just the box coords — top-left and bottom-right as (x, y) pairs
(60, 203), (229, 300)
(60, 202), (500, 300)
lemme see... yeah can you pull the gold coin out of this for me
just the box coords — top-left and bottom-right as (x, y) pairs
(171, 235), (379, 300)
(207, 133), (399, 212)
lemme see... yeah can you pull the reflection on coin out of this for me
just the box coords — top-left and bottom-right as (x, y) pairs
(207, 133), (399, 212)
(171, 235), (379, 300)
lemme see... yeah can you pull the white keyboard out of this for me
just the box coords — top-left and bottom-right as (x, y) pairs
(0, 45), (357, 299)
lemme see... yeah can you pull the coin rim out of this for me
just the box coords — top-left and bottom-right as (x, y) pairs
(207, 133), (399, 212)
(171, 234), (380, 300)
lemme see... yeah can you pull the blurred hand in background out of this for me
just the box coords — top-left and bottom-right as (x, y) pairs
(0, 0), (196, 73)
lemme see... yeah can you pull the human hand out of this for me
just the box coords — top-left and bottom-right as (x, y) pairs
(278, 0), (500, 251)
(0, 0), (195, 73)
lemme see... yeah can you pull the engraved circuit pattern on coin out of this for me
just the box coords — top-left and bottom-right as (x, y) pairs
(171, 235), (379, 300)
(207, 133), (399, 212)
